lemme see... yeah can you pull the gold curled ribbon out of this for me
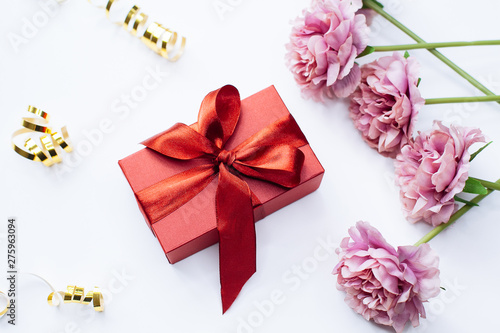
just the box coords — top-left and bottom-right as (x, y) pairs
(130, 12), (148, 37)
(105, 0), (115, 18)
(0, 291), (8, 318)
(89, 0), (186, 61)
(12, 106), (72, 167)
(48, 286), (104, 312)
(140, 22), (186, 62)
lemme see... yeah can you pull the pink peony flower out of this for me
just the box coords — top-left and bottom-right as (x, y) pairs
(349, 52), (425, 157)
(333, 221), (440, 333)
(395, 122), (485, 226)
(286, 0), (370, 101)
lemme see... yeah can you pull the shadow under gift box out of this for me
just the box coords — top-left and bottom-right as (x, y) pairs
(119, 86), (325, 264)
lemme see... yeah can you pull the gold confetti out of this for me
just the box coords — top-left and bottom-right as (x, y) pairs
(48, 286), (104, 312)
(90, 0), (186, 61)
(11, 106), (72, 167)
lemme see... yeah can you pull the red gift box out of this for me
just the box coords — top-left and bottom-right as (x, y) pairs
(119, 85), (324, 310)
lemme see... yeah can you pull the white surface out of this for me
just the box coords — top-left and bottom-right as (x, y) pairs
(1, 0), (500, 332)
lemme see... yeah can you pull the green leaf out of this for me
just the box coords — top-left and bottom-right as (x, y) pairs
(440, 287), (446, 291)
(417, 78), (421, 87)
(404, 51), (410, 59)
(357, 46), (375, 58)
(462, 178), (488, 195)
(454, 196), (479, 207)
(470, 141), (493, 161)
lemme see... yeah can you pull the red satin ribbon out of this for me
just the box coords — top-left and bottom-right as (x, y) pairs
(136, 85), (307, 313)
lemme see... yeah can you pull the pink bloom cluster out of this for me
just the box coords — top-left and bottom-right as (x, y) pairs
(395, 122), (485, 226)
(350, 52), (425, 157)
(286, 0), (370, 101)
(333, 221), (440, 333)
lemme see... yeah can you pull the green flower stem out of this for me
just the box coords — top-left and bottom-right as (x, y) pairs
(413, 179), (500, 246)
(363, 0), (498, 103)
(469, 177), (500, 191)
(425, 95), (500, 105)
(372, 40), (500, 52)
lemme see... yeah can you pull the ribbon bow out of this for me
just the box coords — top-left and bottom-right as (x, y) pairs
(136, 85), (307, 312)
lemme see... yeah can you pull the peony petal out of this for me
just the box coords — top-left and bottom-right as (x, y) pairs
(385, 57), (408, 94)
(325, 19), (350, 50)
(332, 63), (361, 97)
(432, 142), (457, 192)
(326, 60), (341, 86)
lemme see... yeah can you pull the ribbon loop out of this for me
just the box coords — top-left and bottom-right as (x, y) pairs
(197, 85), (241, 149)
(233, 114), (308, 153)
(233, 145), (305, 188)
(142, 123), (218, 159)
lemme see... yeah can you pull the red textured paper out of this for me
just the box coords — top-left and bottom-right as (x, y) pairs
(119, 86), (324, 263)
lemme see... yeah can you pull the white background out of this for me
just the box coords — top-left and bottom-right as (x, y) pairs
(1, 0), (500, 332)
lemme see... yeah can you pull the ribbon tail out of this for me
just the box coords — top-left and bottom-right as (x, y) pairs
(216, 164), (256, 313)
